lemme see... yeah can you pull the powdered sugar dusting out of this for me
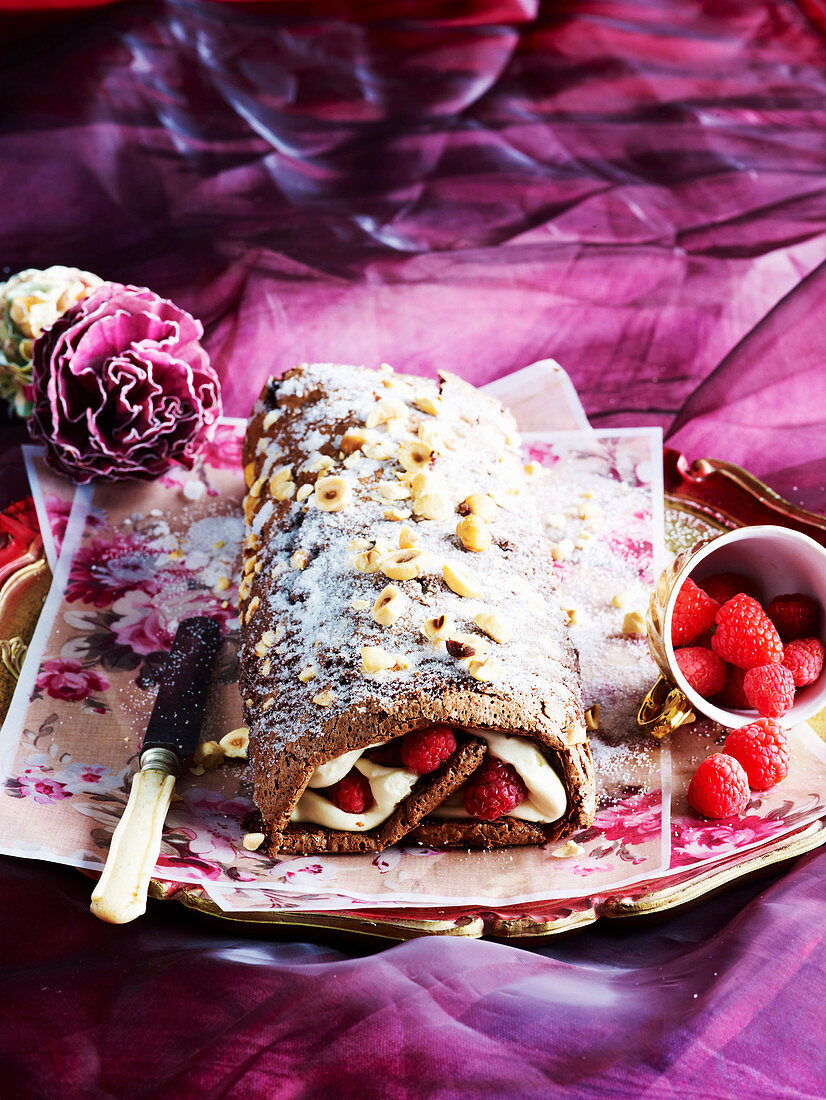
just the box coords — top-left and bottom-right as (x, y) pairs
(240, 364), (583, 769)
(526, 431), (665, 805)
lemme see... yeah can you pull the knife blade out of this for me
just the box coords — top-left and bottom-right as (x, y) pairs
(90, 616), (221, 924)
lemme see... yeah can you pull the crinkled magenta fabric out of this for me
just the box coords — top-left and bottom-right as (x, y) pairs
(2, 1), (826, 1096)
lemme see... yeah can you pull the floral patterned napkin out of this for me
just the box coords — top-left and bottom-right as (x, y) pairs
(2, 365), (825, 914)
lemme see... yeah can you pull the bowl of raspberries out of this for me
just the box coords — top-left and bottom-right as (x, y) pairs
(663, 525), (826, 728)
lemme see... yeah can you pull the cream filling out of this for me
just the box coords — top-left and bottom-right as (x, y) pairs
(428, 731), (567, 824)
(306, 745), (380, 788)
(290, 757), (418, 831)
(290, 729), (567, 831)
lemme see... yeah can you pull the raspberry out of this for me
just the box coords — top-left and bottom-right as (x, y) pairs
(724, 719), (790, 791)
(687, 753), (750, 819)
(400, 724), (457, 774)
(327, 769), (373, 814)
(698, 572), (759, 606)
(463, 756), (527, 821)
(720, 664), (751, 710)
(767, 593), (819, 642)
(743, 663), (795, 718)
(671, 579), (720, 647)
(711, 594), (783, 670)
(782, 637), (825, 687)
(674, 646), (726, 698)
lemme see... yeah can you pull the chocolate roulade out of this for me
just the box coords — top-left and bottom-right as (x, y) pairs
(239, 363), (595, 854)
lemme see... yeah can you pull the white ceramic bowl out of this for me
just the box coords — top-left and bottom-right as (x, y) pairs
(662, 525), (826, 728)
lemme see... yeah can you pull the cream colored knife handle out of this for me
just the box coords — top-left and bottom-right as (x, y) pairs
(90, 754), (177, 924)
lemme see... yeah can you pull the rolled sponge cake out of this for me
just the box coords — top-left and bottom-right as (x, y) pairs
(239, 363), (595, 854)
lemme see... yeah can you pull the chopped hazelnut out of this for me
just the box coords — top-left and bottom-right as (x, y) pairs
(563, 722), (587, 745)
(361, 646), (396, 674)
(622, 610), (646, 636)
(255, 630), (277, 657)
(413, 391), (442, 416)
(340, 427), (368, 454)
(215, 576), (231, 592)
(443, 560), (482, 599)
(550, 538), (575, 562)
(262, 409), (280, 431)
(272, 480), (296, 501)
(384, 507), (411, 522)
(413, 493), (450, 522)
(468, 657), (501, 682)
(350, 598), (370, 611)
(585, 704), (600, 731)
(611, 591), (630, 609)
(410, 470), (442, 500)
(219, 727), (250, 759)
(381, 548), (426, 581)
(562, 606), (580, 626)
(269, 466), (292, 486)
(193, 741), (224, 770)
(312, 690), (335, 707)
(315, 476), (352, 512)
(417, 422), (444, 451)
(353, 546), (384, 574)
(366, 396), (407, 428)
(299, 666), (317, 683)
(308, 453), (335, 473)
(244, 461), (257, 488)
(423, 612), (454, 641)
(243, 833), (267, 851)
(461, 494), (497, 522)
(362, 438), (396, 461)
(378, 480), (411, 501)
(372, 584), (405, 626)
(474, 610), (512, 644)
(290, 549), (309, 570)
(398, 524), (420, 549)
(296, 483), (313, 502)
(398, 439), (433, 473)
(456, 514), (492, 553)
(249, 477), (265, 498)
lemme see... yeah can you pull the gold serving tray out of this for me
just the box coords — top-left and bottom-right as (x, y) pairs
(5, 461), (826, 942)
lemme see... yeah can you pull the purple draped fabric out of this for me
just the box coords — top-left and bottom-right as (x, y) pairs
(2, 1), (826, 1095)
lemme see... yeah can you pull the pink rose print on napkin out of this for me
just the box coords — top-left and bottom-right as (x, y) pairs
(110, 584), (233, 656)
(16, 770), (72, 805)
(596, 791), (663, 846)
(66, 531), (175, 607)
(35, 658), (109, 703)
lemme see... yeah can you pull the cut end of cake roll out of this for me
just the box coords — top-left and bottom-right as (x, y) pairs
(238, 362), (596, 854)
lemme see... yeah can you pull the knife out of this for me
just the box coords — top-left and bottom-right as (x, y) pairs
(90, 616), (221, 924)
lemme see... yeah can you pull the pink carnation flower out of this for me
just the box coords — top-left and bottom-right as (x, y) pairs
(28, 283), (221, 483)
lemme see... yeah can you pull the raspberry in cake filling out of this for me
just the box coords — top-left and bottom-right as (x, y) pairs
(290, 725), (569, 830)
